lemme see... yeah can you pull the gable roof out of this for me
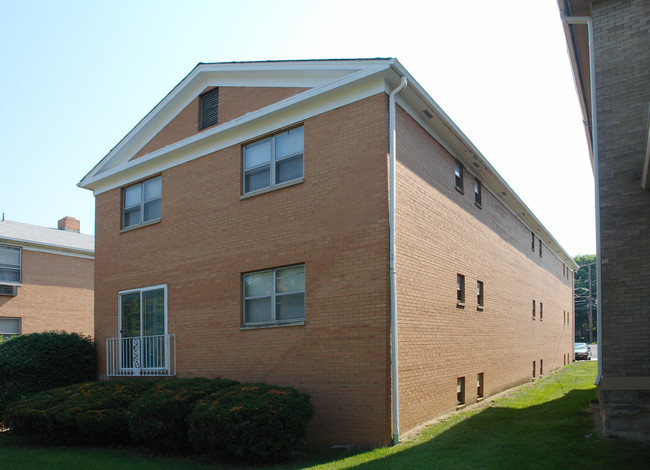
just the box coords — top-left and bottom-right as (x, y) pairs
(0, 219), (94, 259)
(79, 58), (578, 270)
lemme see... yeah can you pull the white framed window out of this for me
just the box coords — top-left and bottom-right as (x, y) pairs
(123, 176), (162, 229)
(0, 245), (21, 286)
(0, 317), (20, 340)
(243, 126), (304, 194)
(243, 265), (305, 326)
(118, 285), (168, 372)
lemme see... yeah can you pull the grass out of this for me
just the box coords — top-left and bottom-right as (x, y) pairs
(1, 362), (649, 469)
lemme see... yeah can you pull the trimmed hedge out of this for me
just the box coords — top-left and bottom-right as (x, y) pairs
(188, 383), (313, 462)
(128, 377), (239, 453)
(0, 331), (96, 414)
(4, 380), (156, 445)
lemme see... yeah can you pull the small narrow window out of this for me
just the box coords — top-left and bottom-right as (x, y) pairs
(477, 373), (484, 399)
(477, 281), (484, 309)
(455, 160), (464, 192)
(539, 239), (543, 258)
(199, 87), (219, 129)
(563, 264), (565, 277)
(532, 300), (536, 320)
(474, 178), (482, 206)
(532, 361), (536, 380)
(540, 359), (544, 376)
(531, 232), (535, 251)
(457, 377), (465, 405)
(540, 302), (543, 321)
(456, 274), (465, 306)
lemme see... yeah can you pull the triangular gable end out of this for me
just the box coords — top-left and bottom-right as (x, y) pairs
(79, 59), (393, 191)
(130, 85), (311, 162)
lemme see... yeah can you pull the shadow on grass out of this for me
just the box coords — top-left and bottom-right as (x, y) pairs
(339, 389), (650, 470)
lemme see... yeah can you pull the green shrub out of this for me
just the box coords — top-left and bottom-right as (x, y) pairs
(4, 380), (156, 445)
(128, 377), (239, 453)
(0, 331), (96, 414)
(188, 383), (313, 462)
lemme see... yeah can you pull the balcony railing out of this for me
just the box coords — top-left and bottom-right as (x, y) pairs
(106, 334), (176, 377)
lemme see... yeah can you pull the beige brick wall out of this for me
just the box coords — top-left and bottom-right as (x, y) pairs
(0, 250), (94, 337)
(394, 107), (574, 433)
(95, 93), (393, 446)
(94, 91), (574, 446)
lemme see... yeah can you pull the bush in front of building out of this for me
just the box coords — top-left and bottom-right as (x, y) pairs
(4, 380), (156, 445)
(128, 377), (239, 453)
(188, 383), (314, 462)
(0, 331), (96, 415)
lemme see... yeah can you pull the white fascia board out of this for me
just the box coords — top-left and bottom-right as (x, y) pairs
(80, 61), (392, 187)
(388, 62), (578, 270)
(83, 70), (389, 195)
(0, 238), (94, 260)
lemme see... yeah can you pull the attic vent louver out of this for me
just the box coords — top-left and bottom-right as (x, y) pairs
(423, 109), (434, 119)
(200, 88), (219, 129)
(0, 285), (17, 296)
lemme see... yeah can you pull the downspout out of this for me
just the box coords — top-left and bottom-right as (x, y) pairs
(563, 15), (602, 384)
(389, 75), (407, 445)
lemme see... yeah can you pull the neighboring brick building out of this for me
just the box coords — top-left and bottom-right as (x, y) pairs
(0, 217), (94, 339)
(80, 59), (577, 446)
(559, 0), (650, 441)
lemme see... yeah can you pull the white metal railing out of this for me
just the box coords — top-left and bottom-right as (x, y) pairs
(106, 334), (176, 377)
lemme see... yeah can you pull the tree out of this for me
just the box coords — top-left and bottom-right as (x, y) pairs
(573, 254), (597, 343)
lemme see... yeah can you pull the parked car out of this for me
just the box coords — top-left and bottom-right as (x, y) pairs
(574, 342), (592, 361)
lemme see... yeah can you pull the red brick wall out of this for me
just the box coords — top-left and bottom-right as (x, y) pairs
(132, 86), (309, 160)
(394, 107), (574, 433)
(0, 250), (94, 337)
(95, 93), (393, 446)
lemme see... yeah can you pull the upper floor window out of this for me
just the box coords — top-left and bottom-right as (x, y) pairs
(123, 176), (162, 229)
(538, 239), (543, 258)
(474, 178), (482, 206)
(454, 160), (464, 192)
(531, 232), (535, 251)
(243, 127), (304, 195)
(0, 245), (21, 285)
(456, 274), (465, 306)
(243, 264), (305, 327)
(477, 281), (484, 309)
(532, 299), (536, 320)
(199, 88), (219, 129)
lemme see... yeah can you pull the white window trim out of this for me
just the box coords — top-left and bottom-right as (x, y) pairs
(0, 245), (22, 286)
(242, 127), (304, 196)
(118, 284), (168, 338)
(242, 265), (305, 329)
(0, 317), (21, 337)
(122, 176), (162, 229)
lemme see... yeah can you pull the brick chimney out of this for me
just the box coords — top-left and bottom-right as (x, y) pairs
(58, 216), (80, 233)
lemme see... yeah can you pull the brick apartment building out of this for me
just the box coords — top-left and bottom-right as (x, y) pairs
(559, 0), (650, 441)
(80, 59), (577, 446)
(0, 216), (94, 339)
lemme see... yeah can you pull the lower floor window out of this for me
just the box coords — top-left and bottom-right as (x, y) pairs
(457, 377), (466, 405)
(0, 317), (21, 340)
(244, 265), (305, 326)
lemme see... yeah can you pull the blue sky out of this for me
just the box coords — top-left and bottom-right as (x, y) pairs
(0, 0), (595, 255)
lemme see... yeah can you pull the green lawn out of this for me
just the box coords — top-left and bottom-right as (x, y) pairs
(2, 362), (649, 469)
